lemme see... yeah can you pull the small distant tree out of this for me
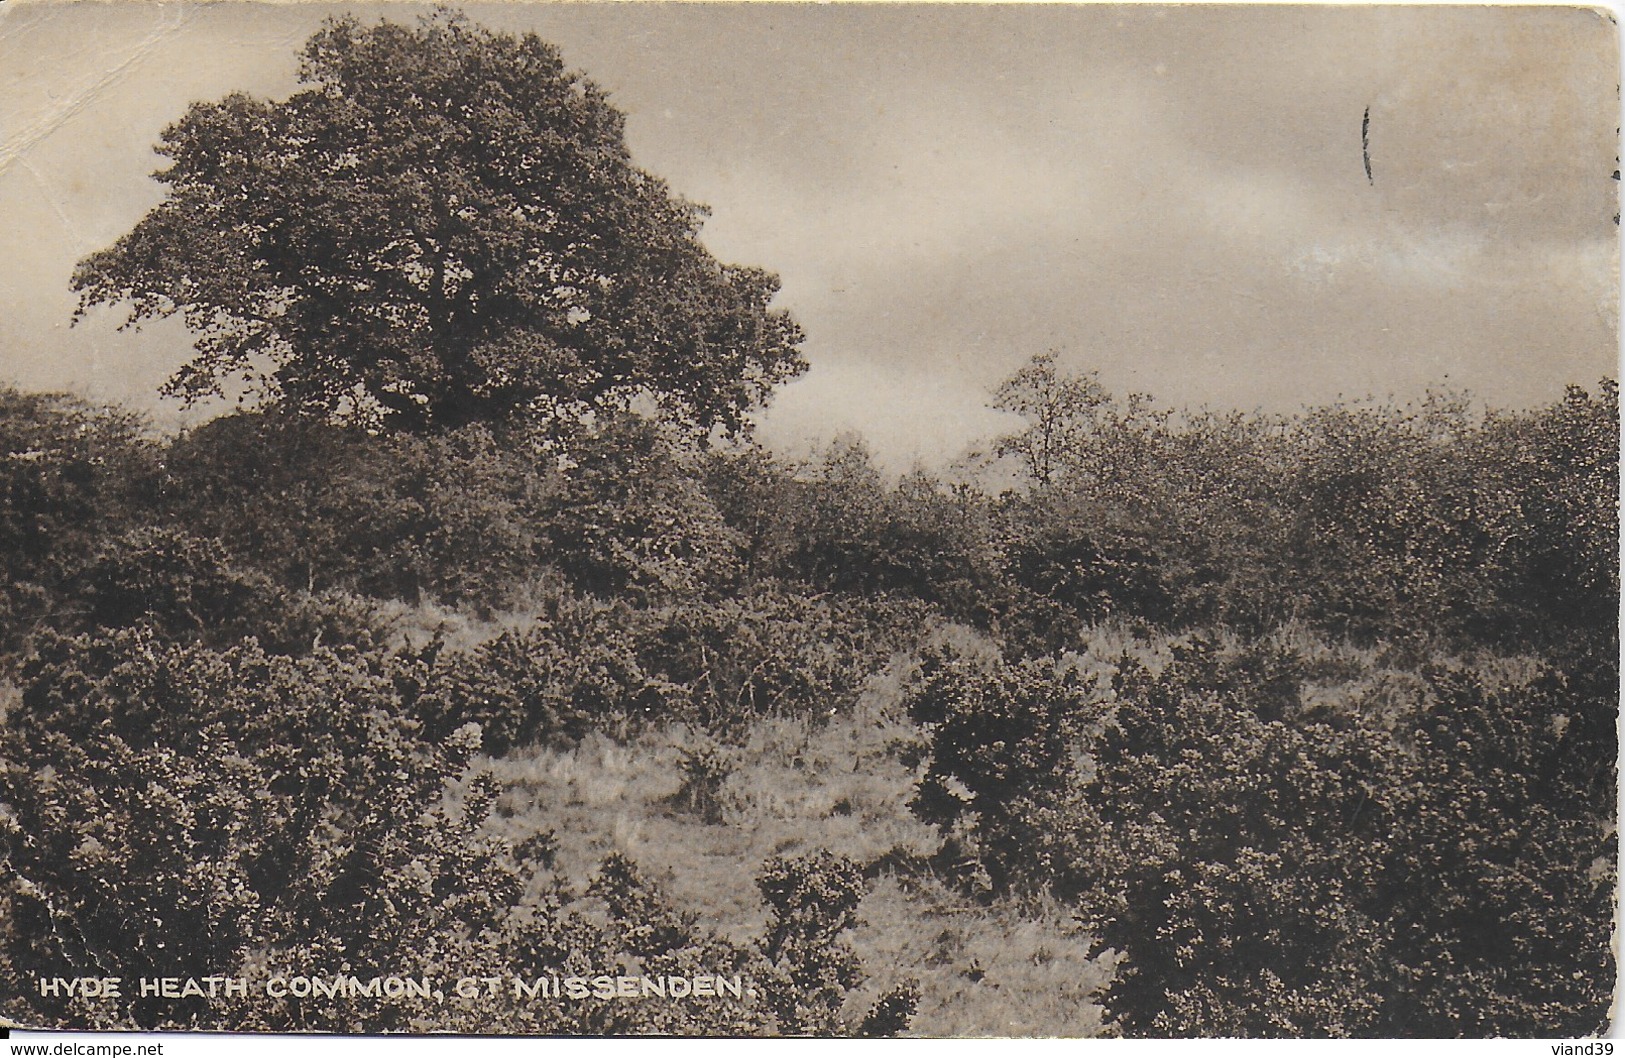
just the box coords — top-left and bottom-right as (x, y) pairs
(73, 10), (805, 437)
(991, 351), (1111, 486)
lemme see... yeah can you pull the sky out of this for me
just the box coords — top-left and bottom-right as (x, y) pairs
(0, 1), (1618, 471)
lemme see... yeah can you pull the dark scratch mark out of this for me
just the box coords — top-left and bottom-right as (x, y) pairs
(1362, 106), (1373, 186)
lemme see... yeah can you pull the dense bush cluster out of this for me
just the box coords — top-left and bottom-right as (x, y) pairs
(903, 647), (1099, 894)
(0, 626), (912, 1033)
(0, 629), (509, 1030)
(154, 411), (751, 611)
(902, 638), (1617, 1036)
(5, 375), (1612, 668)
(0, 359), (1614, 1037)
(987, 379), (1620, 652)
(397, 583), (924, 753)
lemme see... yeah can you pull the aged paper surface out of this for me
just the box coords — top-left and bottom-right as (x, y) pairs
(0, 1), (1618, 1039)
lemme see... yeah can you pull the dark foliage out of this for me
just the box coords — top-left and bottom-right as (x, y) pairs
(903, 646), (1099, 895)
(0, 629), (510, 1030)
(0, 629), (911, 1034)
(906, 638), (1617, 1036)
(73, 11), (804, 436)
(633, 586), (927, 734)
(756, 850), (914, 1036)
(541, 413), (746, 603)
(159, 411), (560, 608)
(402, 583), (925, 753)
(0, 390), (159, 654)
(397, 594), (657, 754)
(157, 410), (747, 612)
(989, 362), (1619, 654)
(701, 438), (1000, 623)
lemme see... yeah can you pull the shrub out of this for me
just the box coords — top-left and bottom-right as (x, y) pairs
(399, 615), (659, 755)
(637, 586), (928, 734)
(46, 526), (387, 657)
(1094, 644), (1613, 1036)
(1003, 517), (1174, 626)
(984, 584), (1086, 658)
(62, 527), (272, 642)
(755, 850), (914, 1037)
(1371, 656), (1617, 1034)
(542, 413), (746, 603)
(923, 637), (1619, 1036)
(0, 390), (159, 657)
(702, 440), (999, 622)
(159, 412), (560, 610)
(903, 646), (1101, 894)
(0, 629), (513, 1030)
(1067, 640), (1399, 1036)
(398, 582), (926, 755)
(568, 854), (771, 1035)
(981, 362), (1620, 653)
(2, 630), (904, 1035)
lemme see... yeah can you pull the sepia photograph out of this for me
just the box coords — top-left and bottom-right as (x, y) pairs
(0, 0), (1618, 1039)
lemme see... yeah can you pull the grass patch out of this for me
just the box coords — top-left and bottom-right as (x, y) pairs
(480, 659), (1109, 1036)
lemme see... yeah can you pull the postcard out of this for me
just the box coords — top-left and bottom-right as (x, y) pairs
(0, 1), (1617, 1039)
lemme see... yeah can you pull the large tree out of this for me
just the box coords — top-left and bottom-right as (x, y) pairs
(73, 10), (805, 435)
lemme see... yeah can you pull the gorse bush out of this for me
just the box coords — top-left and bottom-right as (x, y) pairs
(757, 849), (865, 1034)
(160, 412), (567, 610)
(1069, 641), (1405, 1036)
(635, 585), (928, 733)
(0, 629), (511, 1030)
(154, 410), (746, 614)
(565, 853), (771, 1036)
(64, 526), (263, 639)
(903, 646), (1101, 895)
(0, 628), (914, 1035)
(756, 850), (917, 1037)
(0, 390), (156, 581)
(1002, 515), (1174, 627)
(1372, 655), (1617, 1035)
(1475, 382), (1619, 649)
(702, 438), (1000, 623)
(397, 594), (657, 755)
(672, 738), (739, 824)
(543, 413), (747, 603)
(905, 636), (1617, 1036)
(0, 389), (159, 655)
(401, 583), (926, 754)
(47, 525), (387, 657)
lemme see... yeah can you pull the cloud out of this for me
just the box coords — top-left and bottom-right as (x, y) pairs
(1, 2), (1614, 470)
(755, 355), (1016, 475)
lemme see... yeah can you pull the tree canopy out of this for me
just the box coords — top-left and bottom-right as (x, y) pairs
(73, 10), (806, 436)
(990, 351), (1111, 486)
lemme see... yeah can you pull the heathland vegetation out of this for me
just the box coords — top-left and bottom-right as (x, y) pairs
(0, 11), (1616, 1037)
